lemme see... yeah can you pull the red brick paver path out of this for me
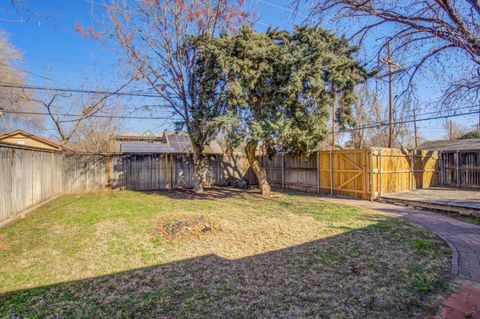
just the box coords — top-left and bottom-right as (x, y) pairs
(431, 285), (480, 319)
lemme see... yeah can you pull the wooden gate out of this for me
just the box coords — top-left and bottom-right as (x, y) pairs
(318, 149), (373, 200)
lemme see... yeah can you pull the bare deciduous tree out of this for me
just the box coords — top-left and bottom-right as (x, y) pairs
(345, 85), (414, 148)
(0, 31), (43, 133)
(29, 81), (131, 148)
(74, 108), (122, 153)
(296, 0), (480, 106)
(444, 120), (468, 140)
(1, 0), (53, 24)
(83, 0), (249, 192)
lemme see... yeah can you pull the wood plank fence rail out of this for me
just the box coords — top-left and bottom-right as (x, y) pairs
(440, 150), (480, 189)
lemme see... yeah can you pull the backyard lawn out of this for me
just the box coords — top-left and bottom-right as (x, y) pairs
(0, 188), (452, 318)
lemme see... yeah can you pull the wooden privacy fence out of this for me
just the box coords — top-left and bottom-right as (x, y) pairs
(0, 143), (252, 225)
(261, 148), (440, 200)
(0, 142), (440, 225)
(0, 144), (63, 224)
(439, 150), (480, 189)
(62, 153), (225, 193)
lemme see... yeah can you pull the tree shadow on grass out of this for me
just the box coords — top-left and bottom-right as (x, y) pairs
(0, 219), (452, 319)
(138, 186), (267, 201)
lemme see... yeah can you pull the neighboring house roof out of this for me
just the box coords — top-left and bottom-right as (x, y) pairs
(115, 130), (164, 140)
(0, 130), (81, 152)
(418, 138), (480, 151)
(117, 130), (223, 154)
(120, 142), (176, 153)
(0, 130), (61, 149)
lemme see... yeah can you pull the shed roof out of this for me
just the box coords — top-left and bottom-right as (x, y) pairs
(418, 138), (480, 151)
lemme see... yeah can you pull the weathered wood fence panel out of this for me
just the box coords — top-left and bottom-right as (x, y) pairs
(62, 154), (228, 192)
(261, 153), (317, 192)
(440, 150), (480, 188)
(0, 144), (63, 225)
(63, 154), (111, 193)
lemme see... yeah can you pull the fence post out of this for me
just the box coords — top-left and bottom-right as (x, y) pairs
(411, 150), (415, 191)
(363, 150), (368, 200)
(456, 150), (460, 188)
(439, 151), (443, 186)
(107, 155), (111, 192)
(329, 150), (334, 195)
(170, 154), (174, 190)
(165, 154), (169, 190)
(282, 152), (285, 189)
(316, 151), (320, 194)
(370, 149), (374, 201)
(378, 149), (383, 197)
(31, 149), (34, 206)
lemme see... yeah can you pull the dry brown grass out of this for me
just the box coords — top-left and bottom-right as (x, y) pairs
(0, 235), (9, 251)
(154, 215), (221, 241)
(0, 188), (452, 318)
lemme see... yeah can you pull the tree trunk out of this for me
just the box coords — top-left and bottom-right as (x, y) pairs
(245, 142), (271, 195)
(192, 142), (205, 193)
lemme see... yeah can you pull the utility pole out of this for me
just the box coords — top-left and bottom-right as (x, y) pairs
(386, 41), (394, 148)
(413, 108), (418, 149)
(449, 120), (453, 140)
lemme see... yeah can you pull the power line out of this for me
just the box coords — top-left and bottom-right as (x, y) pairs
(0, 83), (175, 98)
(2, 105), (478, 127)
(256, 0), (307, 19)
(401, 105), (480, 120)
(1, 109), (179, 121)
(257, 0), (296, 14)
(336, 109), (480, 134)
(0, 62), (61, 84)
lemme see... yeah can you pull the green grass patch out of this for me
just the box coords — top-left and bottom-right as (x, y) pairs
(440, 211), (480, 226)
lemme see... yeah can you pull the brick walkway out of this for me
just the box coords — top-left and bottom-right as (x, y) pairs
(317, 196), (480, 282)
(430, 285), (480, 319)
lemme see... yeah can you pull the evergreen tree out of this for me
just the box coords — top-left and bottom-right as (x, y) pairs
(203, 25), (368, 194)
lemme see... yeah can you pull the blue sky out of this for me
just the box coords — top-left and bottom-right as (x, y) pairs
(0, 0), (475, 141)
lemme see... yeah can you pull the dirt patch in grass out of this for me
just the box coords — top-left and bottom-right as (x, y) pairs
(0, 235), (9, 251)
(155, 216), (221, 241)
